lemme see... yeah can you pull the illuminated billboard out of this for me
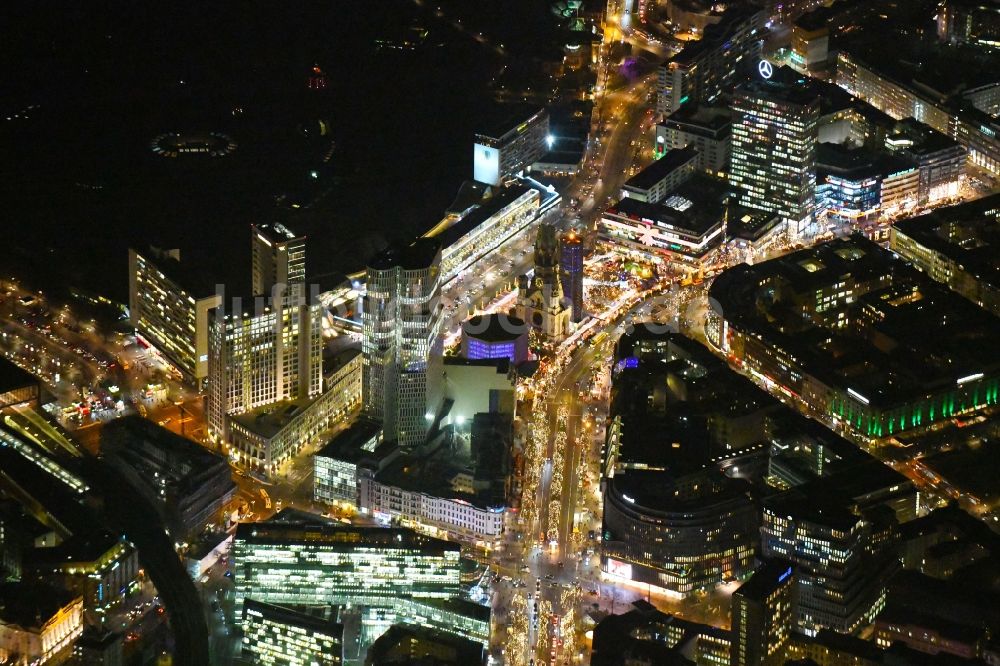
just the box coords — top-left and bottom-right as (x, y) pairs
(605, 557), (633, 580)
(473, 143), (500, 185)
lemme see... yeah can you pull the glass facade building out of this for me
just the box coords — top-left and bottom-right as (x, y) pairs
(731, 66), (820, 237)
(242, 599), (343, 666)
(232, 522), (461, 610)
(362, 238), (444, 448)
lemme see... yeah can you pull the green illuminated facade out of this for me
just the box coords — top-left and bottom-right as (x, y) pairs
(709, 238), (1000, 440)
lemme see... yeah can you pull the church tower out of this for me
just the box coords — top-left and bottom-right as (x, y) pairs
(516, 224), (571, 341)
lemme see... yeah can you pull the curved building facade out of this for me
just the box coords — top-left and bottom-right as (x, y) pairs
(601, 469), (758, 597)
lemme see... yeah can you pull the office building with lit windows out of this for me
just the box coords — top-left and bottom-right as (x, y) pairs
(884, 118), (967, 204)
(362, 238), (443, 447)
(731, 560), (797, 666)
(251, 223), (306, 297)
(621, 146), (698, 203)
(730, 66), (820, 237)
(815, 143), (919, 223)
(207, 287), (324, 444)
(656, 6), (765, 116)
(707, 237), (1000, 439)
(937, 0), (1000, 49)
(656, 105), (731, 174)
(473, 107), (549, 186)
(227, 349), (362, 477)
(761, 489), (898, 635)
(241, 599), (343, 666)
(836, 50), (1000, 175)
(890, 193), (1000, 316)
(128, 247), (221, 386)
(232, 519), (461, 610)
(313, 419), (392, 507)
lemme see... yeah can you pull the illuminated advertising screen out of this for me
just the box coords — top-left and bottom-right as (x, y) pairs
(474, 143), (500, 185)
(605, 558), (633, 580)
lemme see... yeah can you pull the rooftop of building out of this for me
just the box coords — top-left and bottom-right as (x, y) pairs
(763, 486), (861, 531)
(893, 193), (1000, 289)
(727, 205), (782, 241)
(607, 173), (728, 237)
(735, 65), (822, 108)
(839, 35), (1000, 102)
(816, 142), (915, 180)
(591, 600), (729, 666)
(876, 604), (987, 644)
(445, 180), (495, 217)
(251, 222), (304, 244)
(887, 117), (964, 156)
(796, 629), (883, 662)
(623, 147), (699, 193)
(661, 104), (732, 132)
(474, 104), (547, 143)
(367, 237), (442, 272)
(671, 5), (764, 66)
(607, 468), (753, 515)
(0, 357), (37, 395)
(315, 418), (391, 463)
(101, 417), (233, 495)
(609, 331), (780, 475)
(0, 582), (79, 630)
(242, 598), (342, 634)
(374, 443), (505, 511)
(28, 528), (125, 566)
(229, 394), (326, 440)
(733, 559), (795, 601)
(709, 236), (1000, 410)
(234, 519), (460, 554)
(324, 346), (362, 378)
(426, 184), (535, 250)
(76, 626), (124, 650)
(131, 245), (220, 298)
(462, 313), (527, 343)
(366, 623), (486, 665)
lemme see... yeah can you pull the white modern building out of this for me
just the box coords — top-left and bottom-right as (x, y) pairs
(473, 108), (549, 186)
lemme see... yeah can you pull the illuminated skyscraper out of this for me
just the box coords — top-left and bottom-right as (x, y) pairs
(731, 560), (797, 666)
(251, 222), (306, 296)
(207, 225), (322, 447)
(730, 66), (820, 237)
(560, 229), (585, 323)
(362, 238), (444, 447)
